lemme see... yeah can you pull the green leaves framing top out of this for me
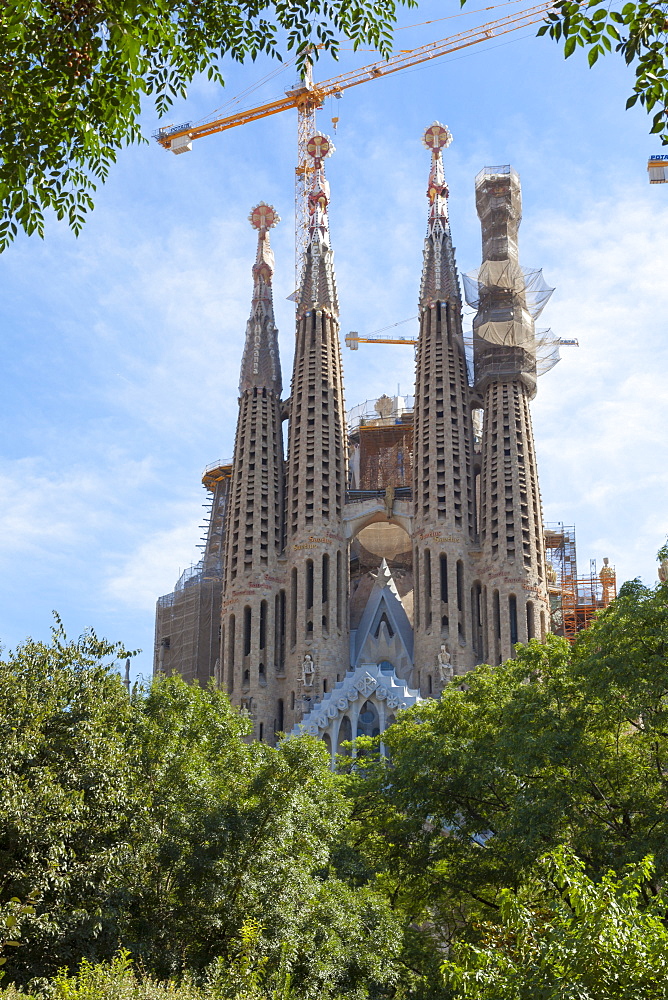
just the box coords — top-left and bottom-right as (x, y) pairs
(537, 0), (668, 143)
(0, 0), (414, 250)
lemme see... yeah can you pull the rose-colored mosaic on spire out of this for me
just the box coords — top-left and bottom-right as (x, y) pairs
(306, 132), (334, 245)
(422, 122), (452, 234)
(248, 201), (279, 306)
(297, 132), (338, 317)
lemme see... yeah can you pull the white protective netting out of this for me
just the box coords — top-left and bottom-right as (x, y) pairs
(463, 263), (554, 321)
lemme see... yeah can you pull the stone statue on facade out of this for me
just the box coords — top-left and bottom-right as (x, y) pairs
(599, 557), (615, 603)
(659, 559), (668, 584)
(302, 653), (315, 688)
(384, 484), (395, 519)
(437, 644), (453, 683)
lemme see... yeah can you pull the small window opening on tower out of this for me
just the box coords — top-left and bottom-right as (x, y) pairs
(440, 554), (448, 604)
(259, 600), (267, 650)
(509, 594), (518, 646)
(243, 606), (252, 657)
(456, 560), (464, 611)
(424, 549), (432, 615)
(306, 559), (314, 610)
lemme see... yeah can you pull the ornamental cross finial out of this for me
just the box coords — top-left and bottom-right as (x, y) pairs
(422, 122), (452, 212)
(248, 202), (279, 302)
(306, 132), (334, 166)
(305, 132), (335, 236)
(249, 201), (279, 233)
(419, 122), (459, 305)
(423, 122), (452, 153)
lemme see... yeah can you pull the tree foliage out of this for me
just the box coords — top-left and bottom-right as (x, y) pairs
(342, 568), (668, 994)
(536, 0), (668, 142)
(0, 618), (138, 976)
(2, 560), (668, 996)
(0, 0), (413, 251)
(0, 623), (401, 996)
(443, 848), (668, 999)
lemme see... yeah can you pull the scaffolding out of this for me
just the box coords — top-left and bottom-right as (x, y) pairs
(348, 395), (414, 492)
(153, 460), (232, 683)
(544, 523), (617, 640)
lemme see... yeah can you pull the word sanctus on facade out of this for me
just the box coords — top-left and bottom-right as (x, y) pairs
(154, 124), (555, 759)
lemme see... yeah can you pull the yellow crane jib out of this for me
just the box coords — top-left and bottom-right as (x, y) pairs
(346, 332), (418, 350)
(152, 2), (554, 154)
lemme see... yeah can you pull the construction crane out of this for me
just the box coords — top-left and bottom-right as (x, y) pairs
(346, 328), (579, 378)
(155, 2), (554, 277)
(346, 332), (417, 349)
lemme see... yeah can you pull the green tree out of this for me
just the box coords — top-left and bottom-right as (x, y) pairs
(120, 674), (402, 997)
(343, 563), (668, 994)
(0, 628), (402, 995)
(0, 0), (413, 251)
(443, 848), (668, 999)
(536, 0), (668, 142)
(0, 618), (138, 981)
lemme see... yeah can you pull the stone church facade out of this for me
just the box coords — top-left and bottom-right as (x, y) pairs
(155, 124), (553, 753)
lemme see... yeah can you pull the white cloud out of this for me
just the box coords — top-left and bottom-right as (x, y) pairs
(0, 458), (108, 559)
(529, 190), (668, 586)
(105, 515), (203, 611)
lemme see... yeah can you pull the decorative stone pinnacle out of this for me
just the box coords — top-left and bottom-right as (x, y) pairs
(305, 133), (334, 236)
(239, 204), (282, 393)
(423, 122), (452, 213)
(297, 133), (339, 316)
(422, 122), (452, 154)
(249, 202), (280, 232)
(419, 122), (459, 305)
(248, 203), (278, 297)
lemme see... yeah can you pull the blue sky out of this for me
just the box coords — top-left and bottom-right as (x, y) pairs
(1, 0), (667, 680)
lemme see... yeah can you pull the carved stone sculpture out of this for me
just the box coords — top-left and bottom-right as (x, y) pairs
(437, 644), (453, 683)
(302, 652), (315, 688)
(384, 484), (395, 519)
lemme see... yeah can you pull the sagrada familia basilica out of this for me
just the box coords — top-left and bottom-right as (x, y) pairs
(154, 123), (559, 761)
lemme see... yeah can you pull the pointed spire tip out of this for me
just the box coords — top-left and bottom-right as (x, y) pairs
(419, 122), (460, 307)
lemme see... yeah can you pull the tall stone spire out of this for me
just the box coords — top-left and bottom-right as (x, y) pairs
(221, 203), (287, 741)
(284, 133), (348, 731)
(419, 122), (460, 307)
(471, 167), (549, 663)
(412, 124), (478, 681)
(239, 202), (282, 395)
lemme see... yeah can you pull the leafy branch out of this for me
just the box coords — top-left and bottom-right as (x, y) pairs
(537, 0), (668, 142)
